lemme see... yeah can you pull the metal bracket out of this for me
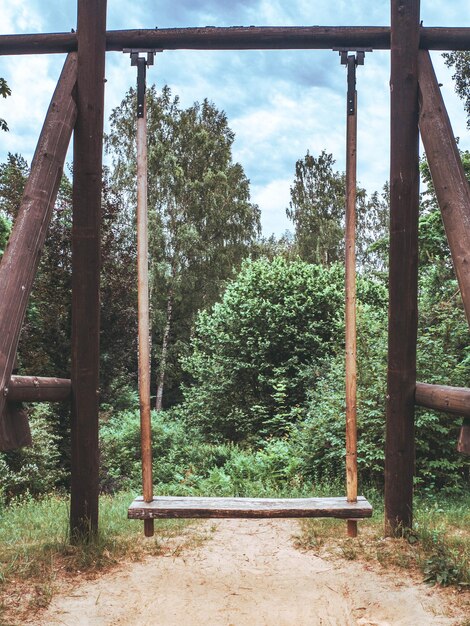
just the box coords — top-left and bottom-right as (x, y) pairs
(334, 48), (372, 115)
(124, 49), (161, 118)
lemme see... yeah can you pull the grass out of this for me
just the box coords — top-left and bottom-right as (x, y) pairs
(0, 487), (468, 624)
(0, 492), (199, 625)
(296, 490), (470, 589)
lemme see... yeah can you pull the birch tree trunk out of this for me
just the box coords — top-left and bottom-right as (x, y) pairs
(155, 268), (175, 411)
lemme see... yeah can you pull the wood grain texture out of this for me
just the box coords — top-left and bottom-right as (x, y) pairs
(418, 50), (470, 328)
(6, 376), (71, 402)
(385, 0), (420, 535)
(0, 52), (77, 451)
(0, 27), (469, 56)
(345, 91), (358, 507)
(128, 496), (373, 520)
(70, 0), (106, 541)
(415, 382), (470, 417)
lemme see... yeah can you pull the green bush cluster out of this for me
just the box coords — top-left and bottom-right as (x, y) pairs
(0, 405), (65, 503)
(180, 257), (386, 442)
(99, 408), (312, 498)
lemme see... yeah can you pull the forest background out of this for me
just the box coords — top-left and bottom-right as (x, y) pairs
(0, 51), (469, 517)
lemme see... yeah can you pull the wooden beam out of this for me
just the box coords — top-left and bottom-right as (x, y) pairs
(385, 0), (420, 535)
(0, 53), (77, 451)
(128, 496), (373, 520)
(135, 60), (154, 538)
(345, 80), (358, 538)
(70, 0), (107, 542)
(0, 26), (470, 56)
(5, 376), (71, 402)
(415, 382), (470, 417)
(418, 50), (470, 327)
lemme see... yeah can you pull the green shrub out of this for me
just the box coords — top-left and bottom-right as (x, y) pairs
(0, 405), (65, 502)
(180, 257), (386, 442)
(297, 305), (387, 486)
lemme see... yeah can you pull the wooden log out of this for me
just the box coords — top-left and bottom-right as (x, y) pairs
(0, 27), (470, 56)
(385, 0), (420, 536)
(6, 376), (71, 402)
(70, 0), (106, 542)
(0, 52), (77, 451)
(415, 382), (470, 417)
(345, 84), (358, 539)
(128, 496), (373, 520)
(418, 50), (470, 328)
(136, 65), (154, 538)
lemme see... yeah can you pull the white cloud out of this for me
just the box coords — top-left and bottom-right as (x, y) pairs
(251, 179), (292, 235)
(0, 0), (469, 236)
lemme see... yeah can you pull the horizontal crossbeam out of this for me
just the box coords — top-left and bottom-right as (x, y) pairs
(415, 382), (470, 417)
(128, 495), (373, 519)
(0, 27), (470, 56)
(5, 376), (71, 402)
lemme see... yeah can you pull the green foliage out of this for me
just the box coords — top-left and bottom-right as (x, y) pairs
(99, 408), (308, 497)
(180, 257), (386, 442)
(443, 51), (470, 128)
(298, 305), (387, 486)
(107, 85), (260, 407)
(298, 278), (469, 490)
(0, 77), (11, 132)
(287, 150), (389, 271)
(181, 257), (343, 441)
(0, 406), (65, 502)
(287, 151), (344, 265)
(0, 213), (10, 257)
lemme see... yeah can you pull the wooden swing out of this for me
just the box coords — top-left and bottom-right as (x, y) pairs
(128, 50), (373, 537)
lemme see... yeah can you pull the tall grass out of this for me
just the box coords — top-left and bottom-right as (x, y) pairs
(298, 492), (470, 588)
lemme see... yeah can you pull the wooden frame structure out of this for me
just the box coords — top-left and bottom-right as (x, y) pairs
(0, 0), (469, 540)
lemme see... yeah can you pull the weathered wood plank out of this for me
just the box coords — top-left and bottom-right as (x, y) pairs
(385, 0), (420, 535)
(128, 496), (373, 520)
(0, 27), (469, 56)
(415, 382), (470, 417)
(70, 0), (107, 542)
(5, 376), (71, 402)
(0, 52), (77, 451)
(418, 50), (470, 328)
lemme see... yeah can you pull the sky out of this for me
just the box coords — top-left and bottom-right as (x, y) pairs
(0, 0), (469, 235)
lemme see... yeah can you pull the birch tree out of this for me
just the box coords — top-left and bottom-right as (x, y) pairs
(107, 86), (260, 409)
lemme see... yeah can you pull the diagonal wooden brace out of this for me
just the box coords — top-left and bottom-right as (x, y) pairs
(0, 52), (77, 450)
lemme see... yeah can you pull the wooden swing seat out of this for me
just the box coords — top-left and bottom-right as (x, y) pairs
(128, 495), (372, 520)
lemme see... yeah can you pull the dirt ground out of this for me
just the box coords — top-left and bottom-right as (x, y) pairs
(30, 519), (467, 626)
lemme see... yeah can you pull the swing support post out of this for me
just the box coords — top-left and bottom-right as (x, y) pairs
(130, 49), (156, 538)
(338, 49), (369, 538)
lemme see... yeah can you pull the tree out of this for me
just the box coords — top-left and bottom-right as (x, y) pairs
(107, 86), (261, 408)
(180, 257), (387, 442)
(287, 151), (344, 265)
(287, 150), (388, 271)
(0, 154), (139, 473)
(0, 78), (11, 132)
(443, 51), (470, 128)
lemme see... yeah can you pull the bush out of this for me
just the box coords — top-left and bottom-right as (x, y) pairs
(297, 305), (387, 486)
(180, 257), (386, 442)
(0, 405), (65, 502)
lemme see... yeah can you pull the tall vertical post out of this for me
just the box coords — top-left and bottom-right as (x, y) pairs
(385, 0), (420, 535)
(338, 49), (367, 538)
(345, 56), (358, 539)
(71, 0), (107, 541)
(131, 50), (155, 538)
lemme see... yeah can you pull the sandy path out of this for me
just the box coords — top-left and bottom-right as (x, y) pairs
(32, 519), (461, 626)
